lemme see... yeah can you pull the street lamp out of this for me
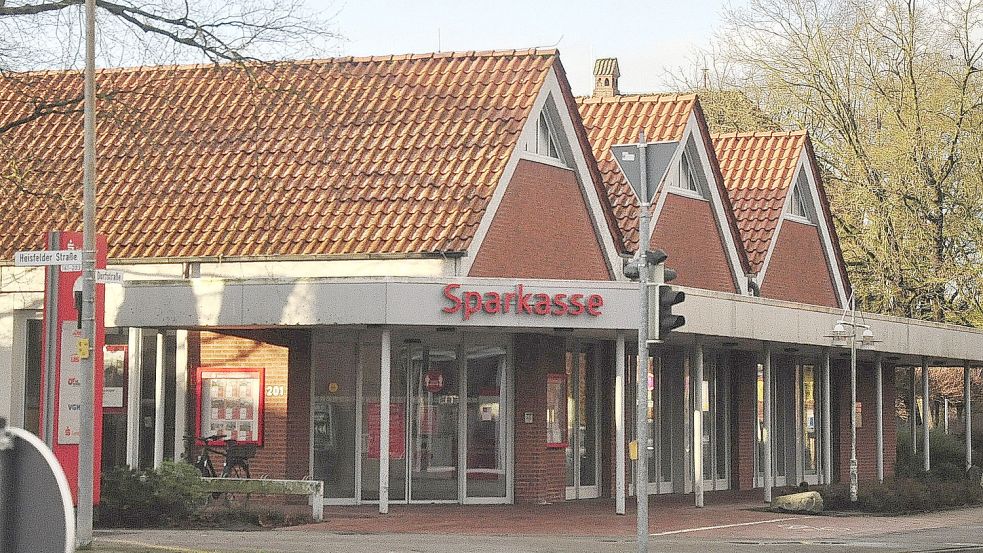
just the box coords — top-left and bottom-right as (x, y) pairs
(825, 293), (875, 503)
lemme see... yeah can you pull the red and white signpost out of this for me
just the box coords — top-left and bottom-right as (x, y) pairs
(35, 231), (108, 505)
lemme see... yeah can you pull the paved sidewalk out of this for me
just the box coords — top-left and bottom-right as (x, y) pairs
(91, 499), (983, 553)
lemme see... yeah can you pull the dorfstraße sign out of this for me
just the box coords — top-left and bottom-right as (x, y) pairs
(14, 250), (82, 266)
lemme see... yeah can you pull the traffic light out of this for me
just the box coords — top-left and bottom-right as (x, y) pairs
(647, 250), (686, 340)
(656, 284), (685, 338)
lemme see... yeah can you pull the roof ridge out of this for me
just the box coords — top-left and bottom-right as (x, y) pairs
(576, 92), (697, 105)
(6, 48), (560, 77)
(711, 129), (807, 139)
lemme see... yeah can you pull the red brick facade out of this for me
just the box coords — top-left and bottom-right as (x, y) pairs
(651, 193), (738, 293)
(834, 360), (897, 482)
(470, 159), (612, 280)
(760, 220), (840, 307)
(193, 330), (311, 480)
(513, 334), (568, 503)
(730, 350), (759, 490)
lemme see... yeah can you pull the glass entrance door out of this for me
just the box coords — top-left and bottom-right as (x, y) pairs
(565, 344), (600, 500)
(408, 345), (459, 501)
(464, 345), (509, 501)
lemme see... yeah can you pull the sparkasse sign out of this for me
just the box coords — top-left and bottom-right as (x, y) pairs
(442, 283), (604, 321)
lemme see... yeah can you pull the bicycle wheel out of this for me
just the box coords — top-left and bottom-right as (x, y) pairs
(222, 460), (250, 479)
(221, 460), (251, 506)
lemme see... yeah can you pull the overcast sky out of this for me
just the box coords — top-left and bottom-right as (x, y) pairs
(320, 0), (741, 96)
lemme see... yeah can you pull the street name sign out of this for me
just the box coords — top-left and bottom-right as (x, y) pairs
(14, 250), (82, 267)
(95, 269), (124, 284)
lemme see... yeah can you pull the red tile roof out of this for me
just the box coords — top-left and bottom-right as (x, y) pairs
(712, 131), (807, 272)
(0, 50), (557, 260)
(577, 95), (749, 276)
(576, 94), (696, 252)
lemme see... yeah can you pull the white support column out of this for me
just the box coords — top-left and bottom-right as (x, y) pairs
(922, 357), (930, 472)
(378, 328), (391, 515)
(763, 342), (773, 503)
(944, 398), (949, 435)
(615, 333), (626, 515)
(910, 366), (917, 454)
(125, 328), (143, 468)
(693, 342), (704, 508)
(965, 363), (972, 471)
(173, 329), (188, 462)
(153, 331), (165, 470)
(822, 349), (832, 485)
(875, 354), (884, 482)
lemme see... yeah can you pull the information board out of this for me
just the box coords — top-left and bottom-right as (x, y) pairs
(195, 367), (264, 445)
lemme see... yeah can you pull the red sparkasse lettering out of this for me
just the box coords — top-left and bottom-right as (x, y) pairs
(517, 284), (534, 314)
(551, 293), (569, 316)
(442, 284), (603, 320)
(568, 294), (585, 315)
(463, 291), (483, 320)
(586, 294), (603, 316)
(442, 284), (462, 314)
(533, 293), (551, 315)
(503, 292), (517, 313)
(484, 292), (502, 314)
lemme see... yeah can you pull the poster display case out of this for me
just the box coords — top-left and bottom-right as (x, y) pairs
(103, 345), (127, 413)
(195, 367), (264, 445)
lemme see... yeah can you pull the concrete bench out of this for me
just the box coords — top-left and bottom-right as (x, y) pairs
(200, 478), (323, 522)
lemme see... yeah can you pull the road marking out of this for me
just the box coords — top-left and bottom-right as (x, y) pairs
(651, 516), (814, 536)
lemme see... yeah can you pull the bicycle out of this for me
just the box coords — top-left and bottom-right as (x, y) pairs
(187, 434), (256, 500)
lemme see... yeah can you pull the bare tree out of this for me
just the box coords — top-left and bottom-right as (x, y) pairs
(680, 0), (983, 325)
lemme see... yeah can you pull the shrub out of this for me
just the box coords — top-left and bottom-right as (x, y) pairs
(896, 428), (972, 480)
(99, 461), (208, 527)
(814, 476), (981, 513)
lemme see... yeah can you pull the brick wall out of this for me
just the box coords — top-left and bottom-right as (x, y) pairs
(730, 350), (758, 490)
(835, 360), (897, 482)
(650, 192), (738, 293)
(469, 159), (611, 280)
(513, 333), (567, 503)
(759, 220), (840, 308)
(197, 330), (294, 479)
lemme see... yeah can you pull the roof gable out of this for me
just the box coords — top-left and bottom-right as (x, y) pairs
(576, 94), (696, 252)
(712, 131), (807, 272)
(0, 50), (557, 260)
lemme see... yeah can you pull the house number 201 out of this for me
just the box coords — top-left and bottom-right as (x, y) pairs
(265, 385), (285, 397)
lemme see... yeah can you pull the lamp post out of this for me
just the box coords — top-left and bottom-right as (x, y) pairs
(828, 294), (875, 503)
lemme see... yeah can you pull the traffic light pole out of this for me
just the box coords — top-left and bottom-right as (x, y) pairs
(635, 131), (650, 553)
(77, 0), (97, 547)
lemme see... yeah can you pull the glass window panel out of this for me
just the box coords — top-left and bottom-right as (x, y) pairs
(23, 319), (43, 436)
(565, 352), (575, 487)
(715, 361), (728, 481)
(409, 346), (458, 501)
(313, 340), (358, 499)
(360, 339), (408, 501)
(801, 364), (818, 475)
(579, 351), (597, 488)
(466, 345), (507, 498)
(702, 359), (714, 481)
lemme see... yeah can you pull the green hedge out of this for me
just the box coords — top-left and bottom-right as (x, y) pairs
(817, 476), (982, 513)
(98, 461), (208, 527)
(896, 428), (982, 481)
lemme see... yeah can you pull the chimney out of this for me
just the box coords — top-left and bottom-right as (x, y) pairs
(592, 58), (620, 98)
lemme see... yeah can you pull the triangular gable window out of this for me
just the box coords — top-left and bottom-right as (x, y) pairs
(788, 172), (815, 222)
(671, 138), (709, 198)
(532, 112), (562, 161)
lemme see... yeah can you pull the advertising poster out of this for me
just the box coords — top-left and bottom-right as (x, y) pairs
(366, 402), (405, 460)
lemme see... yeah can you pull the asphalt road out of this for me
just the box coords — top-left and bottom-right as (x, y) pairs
(91, 507), (983, 553)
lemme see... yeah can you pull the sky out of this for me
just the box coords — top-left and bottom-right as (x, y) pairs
(317, 0), (742, 96)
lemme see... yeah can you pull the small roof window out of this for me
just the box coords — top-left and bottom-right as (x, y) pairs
(788, 172), (816, 222)
(670, 138), (709, 198)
